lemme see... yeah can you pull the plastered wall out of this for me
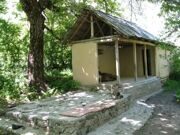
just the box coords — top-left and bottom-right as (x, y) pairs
(156, 47), (170, 78)
(98, 45), (116, 75)
(119, 46), (134, 77)
(72, 42), (99, 85)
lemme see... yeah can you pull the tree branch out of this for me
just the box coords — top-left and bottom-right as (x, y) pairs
(44, 25), (63, 44)
(20, 0), (34, 15)
(38, 0), (53, 11)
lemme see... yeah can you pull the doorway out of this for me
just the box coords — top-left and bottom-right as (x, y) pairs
(142, 49), (152, 76)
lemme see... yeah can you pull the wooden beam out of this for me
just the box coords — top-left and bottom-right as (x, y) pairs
(144, 45), (148, 78)
(70, 35), (156, 47)
(70, 35), (118, 45)
(90, 15), (94, 38)
(82, 26), (91, 39)
(133, 42), (137, 81)
(118, 38), (155, 46)
(110, 27), (113, 35)
(115, 39), (120, 84)
(70, 14), (89, 41)
(95, 20), (105, 36)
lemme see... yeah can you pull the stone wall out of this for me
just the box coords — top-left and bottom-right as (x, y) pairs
(123, 77), (162, 102)
(48, 95), (130, 135)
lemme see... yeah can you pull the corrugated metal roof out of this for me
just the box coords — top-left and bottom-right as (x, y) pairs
(92, 9), (158, 41)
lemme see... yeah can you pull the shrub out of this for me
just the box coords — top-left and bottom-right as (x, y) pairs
(46, 69), (80, 93)
(48, 78), (80, 93)
(164, 47), (180, 102)
(176, 90), (180, 102)
(164, 80), (180, 91)
(0, 97), (8, 115)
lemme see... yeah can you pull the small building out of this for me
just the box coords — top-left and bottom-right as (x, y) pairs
(65, 8), (170, 85)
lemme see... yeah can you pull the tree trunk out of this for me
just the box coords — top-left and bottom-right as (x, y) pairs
(28, 10), (46, 93)
(20, 0), (53, 93)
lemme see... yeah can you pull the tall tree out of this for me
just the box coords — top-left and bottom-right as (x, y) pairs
(20, 0), (54, 93)
(160, 0), (180, 38)
(20, 0), (121, 93)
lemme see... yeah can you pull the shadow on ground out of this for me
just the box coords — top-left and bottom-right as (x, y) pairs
(134, 91), (180, 135)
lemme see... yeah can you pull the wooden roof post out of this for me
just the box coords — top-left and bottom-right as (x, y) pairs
(144, 45), (148, 78)
(115, 39), (120, 84)
(154, 47), (157, 76)
(90, 15), (94, 38)
(133, 42), (137, 81)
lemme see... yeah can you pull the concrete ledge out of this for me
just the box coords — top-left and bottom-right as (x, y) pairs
(0, 117), (45, 135)
(123, 77), (162, 101)
(88, 99), (154, 135)
(4, 93), (130, 135)
(88, 88), (164, 135)
(0, 77), (162, 135)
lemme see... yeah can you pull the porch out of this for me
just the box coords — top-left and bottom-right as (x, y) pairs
(98, 37), (156, 85)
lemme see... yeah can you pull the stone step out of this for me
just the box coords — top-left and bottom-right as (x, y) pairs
(1, 77), (162, 135)
(5, 94), (130, 135)
(88, 97), (155, 135)
(0, 117), (46, 135)
(123, 77), (162, 101)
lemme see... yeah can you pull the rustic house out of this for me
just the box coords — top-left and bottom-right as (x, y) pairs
(65, 8), (170, 85)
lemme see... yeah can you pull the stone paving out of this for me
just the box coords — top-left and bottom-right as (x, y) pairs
(0, 77), (162, 135)
(1, 90), (130, 135)
(88, 95), (159, 135)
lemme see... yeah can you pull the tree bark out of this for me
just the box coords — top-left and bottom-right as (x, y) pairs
(28, 12), (46, 93)
(20, 0), (50, 93)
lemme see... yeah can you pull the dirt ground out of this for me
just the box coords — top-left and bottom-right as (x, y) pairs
(134, 91), (180, 135)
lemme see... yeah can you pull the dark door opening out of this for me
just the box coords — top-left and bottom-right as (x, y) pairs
(142, 49), (152, 76)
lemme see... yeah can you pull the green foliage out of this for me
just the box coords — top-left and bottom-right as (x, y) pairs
(169, 48), (180, 77)
(164, 47), (180, 102)
(164, 80), (180, 102)
(176, 90), (180, 102)
(0, 0), (121, 101)
(164, 80), (179, 91)
(160, 0), (180, 38)
(0, 19), (28, 100)
(0, 0), (6, 13)
(0, 97), (8, 115)
(46, 69), (80, 93)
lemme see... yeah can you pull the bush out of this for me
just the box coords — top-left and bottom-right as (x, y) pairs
(164, 80), (180, 91)
(164, 47), (180, 102)
(0, 97), (8, 115)
(46, 69), (80, 93)
(176, 90), (180, 102)
(48, 78), (80, 93)
(164, 79), (180, 102)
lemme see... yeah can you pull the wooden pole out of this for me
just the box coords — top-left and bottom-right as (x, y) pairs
(154, 47), (157, 76)
(115, 40), (120, 84)
(144, 45), (148, 78)
(133, 42), (137, 81)
(90, 15), (94, 38)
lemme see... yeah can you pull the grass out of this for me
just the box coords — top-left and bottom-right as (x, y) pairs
(45, 69), (80, 93)
(164, 79), (180, 102)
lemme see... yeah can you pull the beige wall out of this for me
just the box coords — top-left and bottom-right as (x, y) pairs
(72, 41), (99, 85)
(71, 40), (170, 85)
(98, 45), (116, 75)
(156, 47), (170, 78)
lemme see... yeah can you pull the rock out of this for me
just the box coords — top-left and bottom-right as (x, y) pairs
(0, 97), (8, 116)
(12, 124), (25, 130)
